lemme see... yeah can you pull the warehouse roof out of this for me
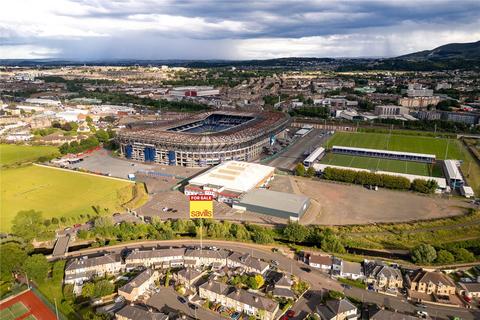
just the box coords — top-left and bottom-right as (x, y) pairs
(237, 189), (310, 214)
(188, 161), (275, 193)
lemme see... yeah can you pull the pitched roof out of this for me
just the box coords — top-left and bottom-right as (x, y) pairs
(326, 298), (357, 314)
(364, 261), (402, 280)
(227, 252), (269, 272)
(177, 268), (203, 282)
(200, 280), (278, 313)
(342, 261), (363, 275)
(116, 305), (169, 320)
(126, 248), (186, 261)
(184, 248), (230, 259)
(119, 269), (156, 294)
(370, 309), (420, 320)
(410, 270), (455, 287)
(309, 255), (332, 266)
(66, 253), (121, 271)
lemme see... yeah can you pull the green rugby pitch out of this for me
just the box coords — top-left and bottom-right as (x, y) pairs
(325, 132), (464, 160)
(319, 153), (441, 176)
(0, 165), (133, 232)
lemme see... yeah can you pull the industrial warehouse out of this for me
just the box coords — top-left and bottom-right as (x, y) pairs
(117, 111), (290, 167)
(184, 161), (311, 220)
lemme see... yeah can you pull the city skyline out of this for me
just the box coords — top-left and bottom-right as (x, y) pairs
(1, 0), (480, 60)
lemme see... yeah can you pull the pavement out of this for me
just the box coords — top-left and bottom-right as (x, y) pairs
(265, 129), (330, 170)
(61, 239), (480, 320)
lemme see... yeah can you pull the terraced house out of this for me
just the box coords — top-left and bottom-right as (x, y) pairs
(64, 253), (124, 284)
(407, 270), (456, 296)
(364, 260), (403, 293)
(199, 280), (279, 320)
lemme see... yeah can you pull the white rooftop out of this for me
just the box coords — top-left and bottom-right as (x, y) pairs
(188, 161), (275, 193)
(444, 159), (463, 181)
(332, 145), (436, 159)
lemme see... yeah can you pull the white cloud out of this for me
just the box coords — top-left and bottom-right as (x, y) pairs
(0, 45), (61, 59)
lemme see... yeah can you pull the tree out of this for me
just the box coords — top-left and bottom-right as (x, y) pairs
(0, 243), (28, 282)
(295, 163), (306, 177)
(411, 244), (437, 264)
(95, 129), (109, 143)
(82, 282), (95, 298)
(245, 274), (265, 290)
(453, 248), (475, 262)
(94, 280), (115, 297)
(11, 210), (44, 241)
(436, 250), (455, 264)
(22, 254), (49, 283)
(251, 229), (273, 244)
(306, 166), (316, 178)
(283, 222), (309, 243)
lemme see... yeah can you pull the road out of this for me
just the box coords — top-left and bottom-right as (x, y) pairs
(62, 239), (480, 320)
(266, 129), (330, 170)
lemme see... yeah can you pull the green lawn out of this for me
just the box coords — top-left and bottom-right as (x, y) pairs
(319, 153), (435, 176)
(325, 132), (464, 160)
(0, 165), (133, 232)
(0, 144), (59, 167)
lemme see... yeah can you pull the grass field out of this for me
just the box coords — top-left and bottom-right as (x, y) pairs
(0, 144), (59, 167)
(0, 165), (133, 232)
(319, 153), (437, 176)
(325, 132), (464, 160)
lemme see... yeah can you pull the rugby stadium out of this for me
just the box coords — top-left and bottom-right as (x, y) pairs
(117, 111), (291, 166)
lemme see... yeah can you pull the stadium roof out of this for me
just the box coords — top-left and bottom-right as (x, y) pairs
(188, 161), (275, 193)
(332, 145), (436, 159)
(313, 163), (447, 189)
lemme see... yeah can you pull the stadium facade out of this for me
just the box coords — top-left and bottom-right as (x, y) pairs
(117, 111), (290, 166)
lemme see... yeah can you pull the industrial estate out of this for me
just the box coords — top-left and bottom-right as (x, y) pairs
(1, 15), (480, 320)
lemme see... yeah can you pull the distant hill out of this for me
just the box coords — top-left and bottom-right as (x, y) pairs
(397, 40), (480, 60)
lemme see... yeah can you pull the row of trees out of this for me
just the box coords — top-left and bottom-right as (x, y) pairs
(59, 136), (100, 154)
(411, 244), (476, 264)
(322, 167), (438, 194)
(295, 163), (316, 177)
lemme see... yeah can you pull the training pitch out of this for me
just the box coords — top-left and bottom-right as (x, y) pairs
(325, 132), (465, 160)
(0, 165), (133, 232)
(319, 153), (439, 176)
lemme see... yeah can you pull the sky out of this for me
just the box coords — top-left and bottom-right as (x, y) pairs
(1, 0), (479, 60)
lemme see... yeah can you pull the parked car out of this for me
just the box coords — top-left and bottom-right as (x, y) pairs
(416, 310), (428, 318)
(177, 296), (187, 304)
(286, 310), (295, 317)
(415, 302), (427, 308)
(271, 260), (279, 266)
(188, 303), (197, 310)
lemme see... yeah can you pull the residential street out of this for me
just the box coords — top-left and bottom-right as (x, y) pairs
(62, 239), (480, 319)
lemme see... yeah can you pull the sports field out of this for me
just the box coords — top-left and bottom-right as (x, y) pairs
(0, 290), (56, 320)
(319, 153), (436, 176)
(0, 165), (133, 232)
(0, 302), (29, 320)
(0, 144), (59, 167)
(325, 132), (464, 160)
